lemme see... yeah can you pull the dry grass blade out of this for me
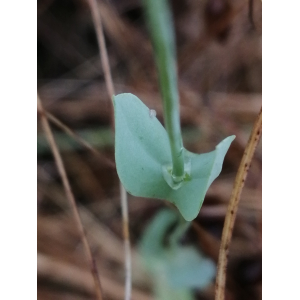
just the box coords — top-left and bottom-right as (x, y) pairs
(215, 107), (262, 300)
(37, 94), (104, 300)
(87, 0), (114, 98)
(38, 108), (115, 168)
(86, 1), (132, 299)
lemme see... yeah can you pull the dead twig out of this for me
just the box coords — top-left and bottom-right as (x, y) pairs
(215, 107), (262, 300)
(87, 0), (114, 99)
(37, 94), (104, 300)
(86, 1), (132, 299)
(37, 108), (115, 168)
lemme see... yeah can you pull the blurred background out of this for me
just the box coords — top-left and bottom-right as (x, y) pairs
(37, 0), (262, 299)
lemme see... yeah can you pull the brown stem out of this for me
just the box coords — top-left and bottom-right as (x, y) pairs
(37, 108), (115, 168)
(215, 107), (262, 300)
(86, 1), (132, 299)
(87, 0), (114, 97)
(37, 94), (104, 300)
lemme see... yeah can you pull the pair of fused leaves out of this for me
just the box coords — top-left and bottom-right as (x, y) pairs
(114, 93), (235, 221)
(139, 209), (216, 300)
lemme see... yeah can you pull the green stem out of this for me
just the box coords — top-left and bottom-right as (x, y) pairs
(143, 0), (184, 180)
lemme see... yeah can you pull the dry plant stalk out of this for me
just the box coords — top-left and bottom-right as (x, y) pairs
(86, 1), (132, 299)
(215, 107), (262, 300)
(37, 95), (104, 300)
(39, 109), (115, 168)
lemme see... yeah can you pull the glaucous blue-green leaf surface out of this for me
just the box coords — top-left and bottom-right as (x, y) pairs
(114, 93), (235, 221)
(139, 209), (215, 300)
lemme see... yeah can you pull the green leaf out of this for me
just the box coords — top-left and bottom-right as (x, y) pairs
(165, 247), (216, 289)
(139, 209), (216, 300)
(114, 93), (235, 221)
(139, 209), (178, 258)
